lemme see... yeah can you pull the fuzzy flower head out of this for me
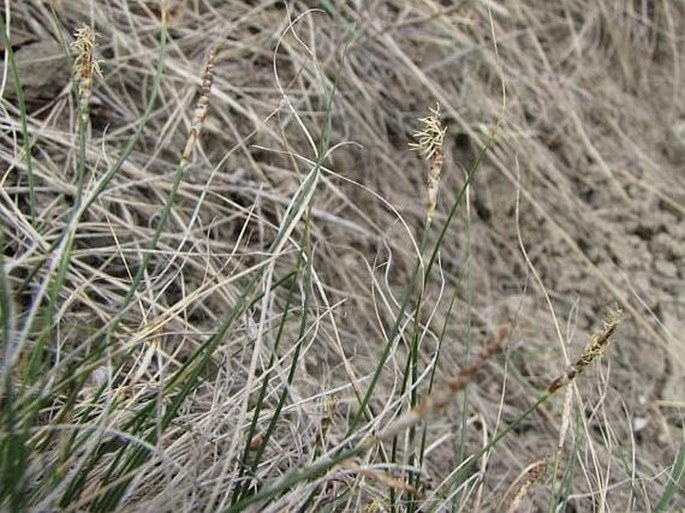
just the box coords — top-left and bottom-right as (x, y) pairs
(409, 103), (446, 162)
(71, 26), (102, 95)
(409, 103), (447, 225)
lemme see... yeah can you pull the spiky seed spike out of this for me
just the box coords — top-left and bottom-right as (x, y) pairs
(547, 307), (622, 393)
(180, 51), (216, 165)
(71, 25), (102, 126)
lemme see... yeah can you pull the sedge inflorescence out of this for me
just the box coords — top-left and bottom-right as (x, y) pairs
(409, 103), (447, 226)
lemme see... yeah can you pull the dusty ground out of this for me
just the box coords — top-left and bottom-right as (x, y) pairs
(2, 1), (684, 511)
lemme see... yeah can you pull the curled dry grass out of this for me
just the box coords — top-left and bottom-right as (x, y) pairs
(1, 1), (684, 512)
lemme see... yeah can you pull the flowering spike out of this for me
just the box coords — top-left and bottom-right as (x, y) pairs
(409, 103), (446, 225)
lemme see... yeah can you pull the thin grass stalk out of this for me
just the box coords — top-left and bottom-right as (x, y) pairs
(429, 312), (621, 509)
(37, 401), (103, 507)
(391, 269), (437, 511)
(348, 127), (495, 437)
(338, 119), (496, 513)
(347, 229), (428, 435)
(59, 417), (113, 508)
(11, 18), (169, 383)
(105, 47), (214, 335)
(0, 231), (13, 366)
(14, 28), (168, 501)
(39, 20), (170, 511)
(29, 341), (120, 456)
(549, 423), (581, 513)
(226, 441), (369, 513)
(233, 46), (349, 506)
(418, 291), (459, 465)
(161, 268), (296, 428)
(405, 286), (426, 510)
(0, 13), (36, 222)
(26, 226), (75, 379)
(454, 184), (474, 512)
(0, 405), (30, 511)
(232, 260), (303, 503)
(162, 45), (339, 422)
(388, 289), (430, 511)
(244, 324), (504, 510)
(405, 105), (448, 512)
(0, 230), (29, 513)
(31, 27), (102, 379)
(432, 392), (551, 510)
(227, 322), (508, 512)
(51, 362), (128, 506)
(101, 45), (340, 511)
(297, 397), (345, 512)
(408, 291), (460, 511)
(261, 215), (322, 511)
(654, 444), (685, 512)
(21, 153), (97, 502)
(377, 220), (434, 511)
(201, 193), (324, 508)
(346, 118), (495, 509)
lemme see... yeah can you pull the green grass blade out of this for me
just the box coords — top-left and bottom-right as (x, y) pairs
(0, 13), (36, 222)
(232, 266), (301, 503)
(654, 443), (685, 513)
(348, 138), (493, 436)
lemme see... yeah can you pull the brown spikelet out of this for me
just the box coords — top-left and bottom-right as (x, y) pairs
(71, 26), (102, 126)
(315, 395), (339, 453)
(147, 1), (183, 22)
(547, 307), (622, 394)
(248, 433), (264, 451)
(439, 322), (511, 404)
(371, 321), (513, 444)
(180, 51), (216, 165)
(498, 459), (547, 513)
(345, 462), (419, 496)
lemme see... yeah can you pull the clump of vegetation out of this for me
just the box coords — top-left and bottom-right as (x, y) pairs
(1, 2), (683, 512)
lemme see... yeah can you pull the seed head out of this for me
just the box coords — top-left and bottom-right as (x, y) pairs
(71, 26), (102, 124)
(548, 307), (622, 394)
(409, 103), (447, 225)
(409, 104), (446, 160)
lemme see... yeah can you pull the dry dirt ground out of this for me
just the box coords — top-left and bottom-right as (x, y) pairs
(2, 1), (684, 512)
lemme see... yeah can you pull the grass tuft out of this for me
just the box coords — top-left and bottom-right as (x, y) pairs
(1, 2), (683, 512)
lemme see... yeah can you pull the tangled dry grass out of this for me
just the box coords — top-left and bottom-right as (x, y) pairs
(1, 1), (684, 512)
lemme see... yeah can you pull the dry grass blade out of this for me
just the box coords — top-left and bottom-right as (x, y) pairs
(373, 321), (513, 444)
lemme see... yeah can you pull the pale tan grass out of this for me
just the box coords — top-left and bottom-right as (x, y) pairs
(2, 1), (683, 511)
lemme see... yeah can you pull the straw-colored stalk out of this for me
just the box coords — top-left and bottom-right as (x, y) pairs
(409, 103), (447, 226)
